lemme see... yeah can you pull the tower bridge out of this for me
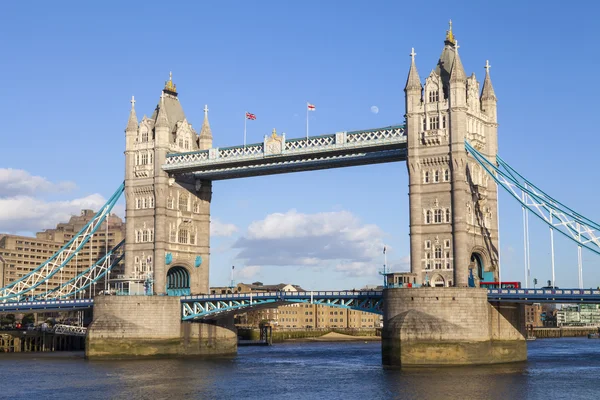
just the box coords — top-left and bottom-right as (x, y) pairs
(2, 23), (600, 365)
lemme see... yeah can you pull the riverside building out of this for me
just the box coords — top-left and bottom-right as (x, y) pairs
(0, 210), (125, 296)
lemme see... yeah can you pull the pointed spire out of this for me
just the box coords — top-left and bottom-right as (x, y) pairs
(199, 104), (212, 138)
(156, 92), (169, 129)
(481, 60), (497, 101)
(404, 47), (422, 91)
(126, 95), (138, 132)
(449, 40), (466, 83)
(445, 19), (456, 45)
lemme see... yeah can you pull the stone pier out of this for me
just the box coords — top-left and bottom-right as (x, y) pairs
(86, 296), (237, 359)
(382, 288), (527, 366)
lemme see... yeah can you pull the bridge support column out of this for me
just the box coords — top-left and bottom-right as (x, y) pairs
(86, 296), (237, 359)
(382, 288), (526, 366)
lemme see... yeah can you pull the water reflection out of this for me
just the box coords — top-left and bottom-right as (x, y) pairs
(0, 339), (598, 399)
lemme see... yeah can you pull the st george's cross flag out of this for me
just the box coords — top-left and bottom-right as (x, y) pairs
(307, 103), (316, 111)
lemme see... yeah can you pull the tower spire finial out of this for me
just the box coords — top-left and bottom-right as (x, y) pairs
(130, 95), (136, 110)
(445, 19), (456, 45)
(204, 104), (209, 117)
(164, 71), (177, 94)
(410, 47), (416, 62)
(485, 60), (491, 74)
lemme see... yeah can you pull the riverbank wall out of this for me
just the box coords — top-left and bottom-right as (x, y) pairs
(237, 328), (379, 342)
(533, 327), (598, 338)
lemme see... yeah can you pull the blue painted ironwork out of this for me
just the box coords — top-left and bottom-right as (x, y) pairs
(487, 288), (600, 304)
(0, 183), (124, 301)
(31, 241), (125, 300)
(195, 256), (202, 268)
(162, 125), (407, 179)
(0, 299), (94, 313)
(181, 291), (384, 320)
(466, 141), (600, 256)
(165, 253), (173, 265)
(166, 266), (190, 296)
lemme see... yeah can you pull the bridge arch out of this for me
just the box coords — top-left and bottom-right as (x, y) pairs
(431, 274), (445, 287)
(166, 266), (191, 296)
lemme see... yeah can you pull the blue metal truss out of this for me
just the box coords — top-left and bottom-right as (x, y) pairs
(0, 299), (94, 313)
(0, 183), (124, 301)
(180, 291), (384, 320)
(466, 141), (600, 256)
(487, 288), (600, 304)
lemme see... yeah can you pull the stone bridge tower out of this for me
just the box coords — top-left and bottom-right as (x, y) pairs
(124, 74), (212, 295)
(405, 23), (499, 287)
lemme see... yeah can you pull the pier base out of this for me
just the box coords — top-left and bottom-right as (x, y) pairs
(86, 296), (237, 359)
(382, 288), (527, 366)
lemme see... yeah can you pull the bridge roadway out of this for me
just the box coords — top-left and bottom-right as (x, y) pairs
(162, 125), (407, 179)
(1, 289), (600, 318)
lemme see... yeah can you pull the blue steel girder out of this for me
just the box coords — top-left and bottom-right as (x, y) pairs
(162, 125), (406, 180)
(180, 291), (384, 320)
(465, 141), (600, 256)
(487, 288), (600, 304)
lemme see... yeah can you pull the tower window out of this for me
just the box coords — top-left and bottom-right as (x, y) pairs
(193, 202), (200, 213)
(141, 153), (148, 165)
(149, 197), (154, 208)
(434, 170), (440, 183)
(429, 117), (439, 130)
(435, 247), (442, 259)
(179, 194), (189, 211)
(434, 209), (442, 223)
(425, 240), (431, 249)
(167, 197), (174, 209)
(442, 115), (446, 129)
(424, 171), (430, 183)
(428, 90), (439, 102)
(445, 208), (451, 223)
(141, 130), (148, 142)
(426, 210), (432, 224)
(444, 239), (451, 248)
(178, 229), (189, 244)
(444, 169), (450, 182)
(142, 230), (149, 242)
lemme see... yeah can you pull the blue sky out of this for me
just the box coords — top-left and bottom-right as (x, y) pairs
(0, 0), (598, 290)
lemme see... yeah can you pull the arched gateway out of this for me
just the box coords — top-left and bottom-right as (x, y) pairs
(166, 266), (190, 296)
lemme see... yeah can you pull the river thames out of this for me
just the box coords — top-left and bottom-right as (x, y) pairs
(0, 338), (598, 399)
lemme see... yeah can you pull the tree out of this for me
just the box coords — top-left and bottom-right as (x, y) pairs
(21, 313), (35, 325)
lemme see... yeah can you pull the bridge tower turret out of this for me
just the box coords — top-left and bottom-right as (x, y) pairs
(405, 23), (499, 288)
(123, 73), (211, 295)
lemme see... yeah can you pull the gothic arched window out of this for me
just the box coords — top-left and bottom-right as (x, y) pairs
(424, 171), (430, 183)
(434, 209), (442, 223)
(178, 229), (189, 244)
(434, 170), (440, 183)
(179, 194), (188, 211)
(142, 230), (149, 242)
(136, 230), (141, 243)
(445, 208), (451, 223)
(435, 247), (442, 259)
(426, 210), (432, 224)
(444, 169), (450, 181)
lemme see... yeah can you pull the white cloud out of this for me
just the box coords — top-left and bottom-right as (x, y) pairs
(211, 218), (238, 237)
(0, 168), (76, 197)
(236, 265), (261, 280)
(233, 209), (392, 277)
(0, 194), (106, 233)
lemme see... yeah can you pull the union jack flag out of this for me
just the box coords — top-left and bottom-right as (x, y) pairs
(245, 112), (256, 120)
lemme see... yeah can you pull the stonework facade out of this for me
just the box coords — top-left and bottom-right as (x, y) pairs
(124, 75), (213, 295)
(405, 25), (499, 287)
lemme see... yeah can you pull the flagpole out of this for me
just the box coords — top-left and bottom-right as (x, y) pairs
(244, 112), (247, 150)
(306, 102), (309, 140)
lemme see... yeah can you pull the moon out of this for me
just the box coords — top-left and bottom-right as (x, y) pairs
(370, 106), (379, 114)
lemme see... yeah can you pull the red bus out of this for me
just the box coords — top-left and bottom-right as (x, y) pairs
(480, 281), (521, 289)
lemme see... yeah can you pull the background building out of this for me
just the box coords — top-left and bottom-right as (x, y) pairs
(524, 303), (543, 327)
(0, 210), (125, 297)
(212, 282), (380, 329)
(556, 304), (600, 327)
